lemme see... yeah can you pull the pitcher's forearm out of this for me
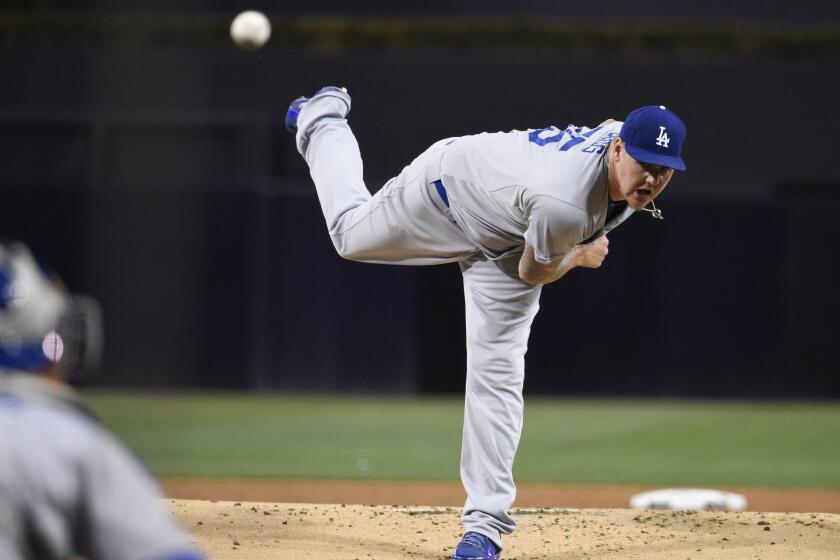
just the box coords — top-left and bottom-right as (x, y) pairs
(518, 246), (577, 286)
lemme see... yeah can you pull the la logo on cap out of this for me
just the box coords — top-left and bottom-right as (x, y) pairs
(654, 105), (670, 148)
(656, 126), (670, 148)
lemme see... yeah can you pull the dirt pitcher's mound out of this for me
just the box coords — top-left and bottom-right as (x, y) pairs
(170, 500), (840, 559)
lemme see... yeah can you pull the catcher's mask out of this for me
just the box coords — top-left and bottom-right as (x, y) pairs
(0, 241), (103, 380)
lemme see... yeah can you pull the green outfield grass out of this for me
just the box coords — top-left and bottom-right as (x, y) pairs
(82, 392), (840, 488)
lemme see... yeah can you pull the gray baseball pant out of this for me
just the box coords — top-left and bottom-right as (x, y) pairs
(296, 90), (542, 549)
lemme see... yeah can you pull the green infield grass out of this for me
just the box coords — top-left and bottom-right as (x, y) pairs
(82, 392), (840, 488)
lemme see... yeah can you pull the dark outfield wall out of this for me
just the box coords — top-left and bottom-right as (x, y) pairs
(3, 48), (839, 199)
(6, 186), (837, 398)
(2, 45), (838, 397)
(37, 0), (840, 22)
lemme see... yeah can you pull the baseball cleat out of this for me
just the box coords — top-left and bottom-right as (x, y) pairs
(285, 96), (308, 132)
(452, 532), (500, 560)
(285, 86), (350, 133)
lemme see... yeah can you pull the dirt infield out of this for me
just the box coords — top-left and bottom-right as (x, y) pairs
(162, 478), (840, 514)
(170, 500), (840, 559)
(165, 479), (840, 558)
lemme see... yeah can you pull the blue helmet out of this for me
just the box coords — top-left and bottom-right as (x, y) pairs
(0, 242), (102, 375)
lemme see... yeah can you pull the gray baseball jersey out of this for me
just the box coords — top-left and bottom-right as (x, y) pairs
(0, 373), (201, 560)
(295, 89), (636, 549)
(439, 121), (633, 262)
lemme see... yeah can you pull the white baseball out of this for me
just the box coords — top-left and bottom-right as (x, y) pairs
(230, 11), (271, 49)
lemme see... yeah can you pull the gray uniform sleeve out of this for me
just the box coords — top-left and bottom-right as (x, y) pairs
(77, 424), (201, 560)
(523, 195), (588, 264)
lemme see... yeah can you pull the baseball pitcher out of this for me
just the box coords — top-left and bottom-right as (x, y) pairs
(286, 87), (687, 560)
(0, 242), (204, 560)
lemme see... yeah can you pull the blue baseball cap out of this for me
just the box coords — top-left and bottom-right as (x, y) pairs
(619, 105), (687, 171)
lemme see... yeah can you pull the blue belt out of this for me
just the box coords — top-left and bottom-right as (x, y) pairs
(433, 179), (450, 208)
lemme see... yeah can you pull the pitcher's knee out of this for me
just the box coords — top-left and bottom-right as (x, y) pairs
(336, 248), (363, 262)
(330, 237), (365, 261)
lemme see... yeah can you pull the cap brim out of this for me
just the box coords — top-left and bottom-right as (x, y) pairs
(625, 144), (687, 171)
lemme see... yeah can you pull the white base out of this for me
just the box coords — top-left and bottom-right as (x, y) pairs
(630, 488), (747, 511)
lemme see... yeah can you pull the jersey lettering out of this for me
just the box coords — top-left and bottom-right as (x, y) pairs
(582, 131), (617, 154)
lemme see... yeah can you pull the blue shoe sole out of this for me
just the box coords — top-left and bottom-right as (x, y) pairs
(284, 96), (308, 133)
(284, 86), (349, 133)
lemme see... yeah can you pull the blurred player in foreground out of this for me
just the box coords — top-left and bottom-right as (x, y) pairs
(0, 241), (204, 560)
(286, 87), (687, 560)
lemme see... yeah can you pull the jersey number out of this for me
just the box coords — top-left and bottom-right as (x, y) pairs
(528, 125), (602, 151)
